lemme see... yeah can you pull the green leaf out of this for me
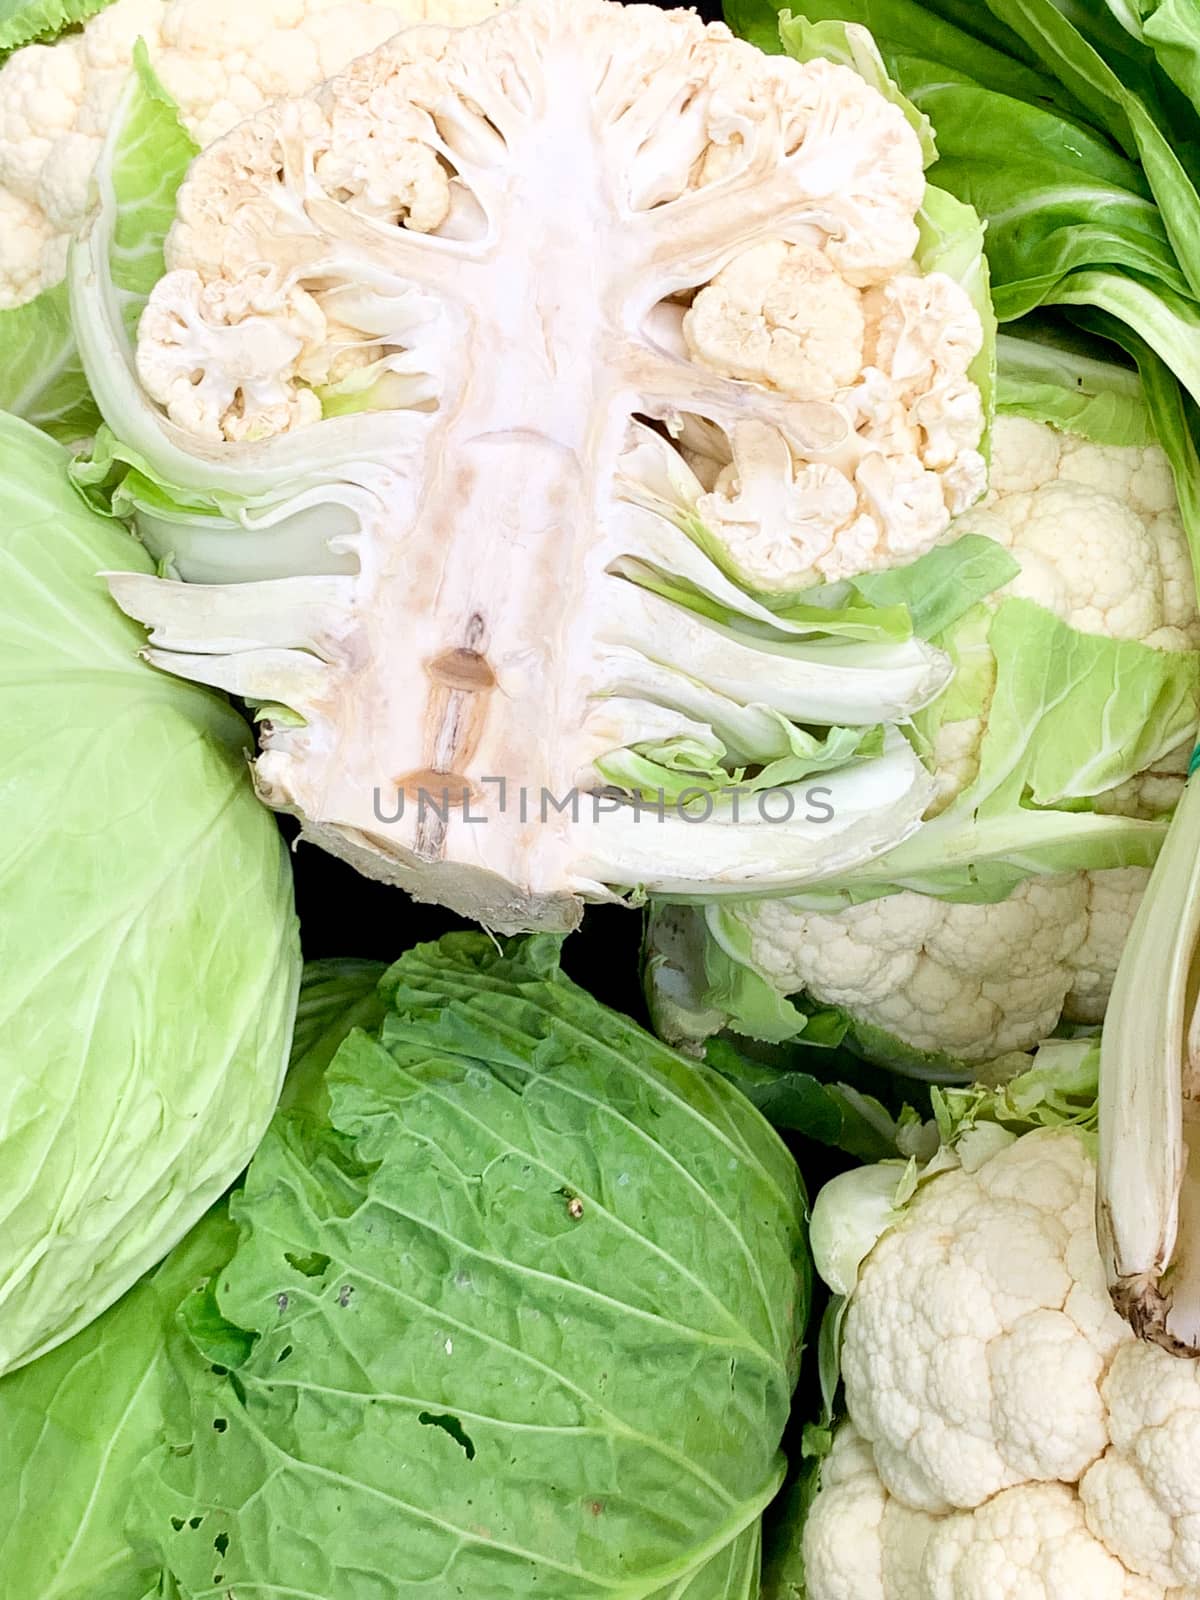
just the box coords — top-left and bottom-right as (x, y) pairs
(107, 41), (199, 329)
(975, 599), (1200, 810)
(983, 0), (1200, 297)
(705, 1039), (923, 1159)
(0, 0), (112, 50)
(0, 281), (99, 442)
(738, 0), (1088, 114)
(994, 322), (1156, 446)
(278, 958), (390, 1119)
(851, 533), (1020, 641)
(0, 1210), (237, 1600)
(1137, 0), (1200, 106)
(131, 933), (810, 1600)
(597, 723), (878, 806)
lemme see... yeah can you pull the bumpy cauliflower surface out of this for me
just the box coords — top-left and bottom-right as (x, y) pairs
(0, 0), (509, 308)
(804, 1130), (1200, 1600)
(91, 0), (988, 927)
(720, 414), (1199, 1064)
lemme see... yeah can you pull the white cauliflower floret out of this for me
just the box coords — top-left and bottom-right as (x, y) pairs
(715, 411), (1198, 1064)
(737, 874), (1125, 1062)
(1082, 1342), (1200, 1591)
(0, 0), (510, 310)
(136, 268), (326, 441)
(804, 1131), (1200, 1600)
(684, 238), (866, 400)
(684, 242), (987, 592)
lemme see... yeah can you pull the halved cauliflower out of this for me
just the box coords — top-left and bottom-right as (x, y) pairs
(78, 0), (993, 929)
(0, 0), (510, 308)
(801, 1130), (1200, 1600)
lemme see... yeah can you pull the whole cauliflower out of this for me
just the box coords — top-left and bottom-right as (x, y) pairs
(713, 412), (1199, 1066)
(802, 1129), (1200, 1600)
(0, 0), (510, 308)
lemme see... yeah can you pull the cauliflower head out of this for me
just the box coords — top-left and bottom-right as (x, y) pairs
(0, 0), (511, 309)
(701, 410), (1199, 1067)
(803, 1129), (1200, 1600)
(78, 0), (992, 928)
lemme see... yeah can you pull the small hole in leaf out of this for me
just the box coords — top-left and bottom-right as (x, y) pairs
(277, 1344), (293, 1363)
(188, 1516), (204, 1530)
(211, 1364), (228, 1377)
(418, 1411), (475, 1460)
(284, 1250), (330, 1278)
(214, 1532), (230, 1557)
(213, 1418), (228, 1434)
(170, 1517), (185, 1533)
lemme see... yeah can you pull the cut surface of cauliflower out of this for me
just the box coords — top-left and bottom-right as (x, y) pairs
(803, 1131), (1200, 1600)
(126, 3), (987, 592)
(0, 0), (510, 309)
(87, 0), (988, 928)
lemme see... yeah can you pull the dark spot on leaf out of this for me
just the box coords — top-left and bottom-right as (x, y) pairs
(214, 1532), (230, 1557)
(337, 1284), (355, 1308)
(211, 1364), (228, 1376)
(418, 1411), (476, 1460)
(276, 1294), (289, 1313)
(589, 1500), (604, 1517)
(213, 1418), (228, 1434)
(284, 1250), (330, 1278)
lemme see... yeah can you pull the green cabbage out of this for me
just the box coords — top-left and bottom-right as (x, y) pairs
(0, 408), (300, 1374)
(119, 932), (807, 1599)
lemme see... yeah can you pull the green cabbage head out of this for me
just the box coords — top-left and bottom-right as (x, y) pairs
(128, 933), (808, 1598)
(0, 410), (300, 1374)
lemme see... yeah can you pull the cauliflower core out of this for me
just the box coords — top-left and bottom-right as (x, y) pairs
(0, 0), (510, 308)
(96, 0), (983, 927)
(721, 414), (1199, 1064)
(805, 1130), (1200, 1600)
